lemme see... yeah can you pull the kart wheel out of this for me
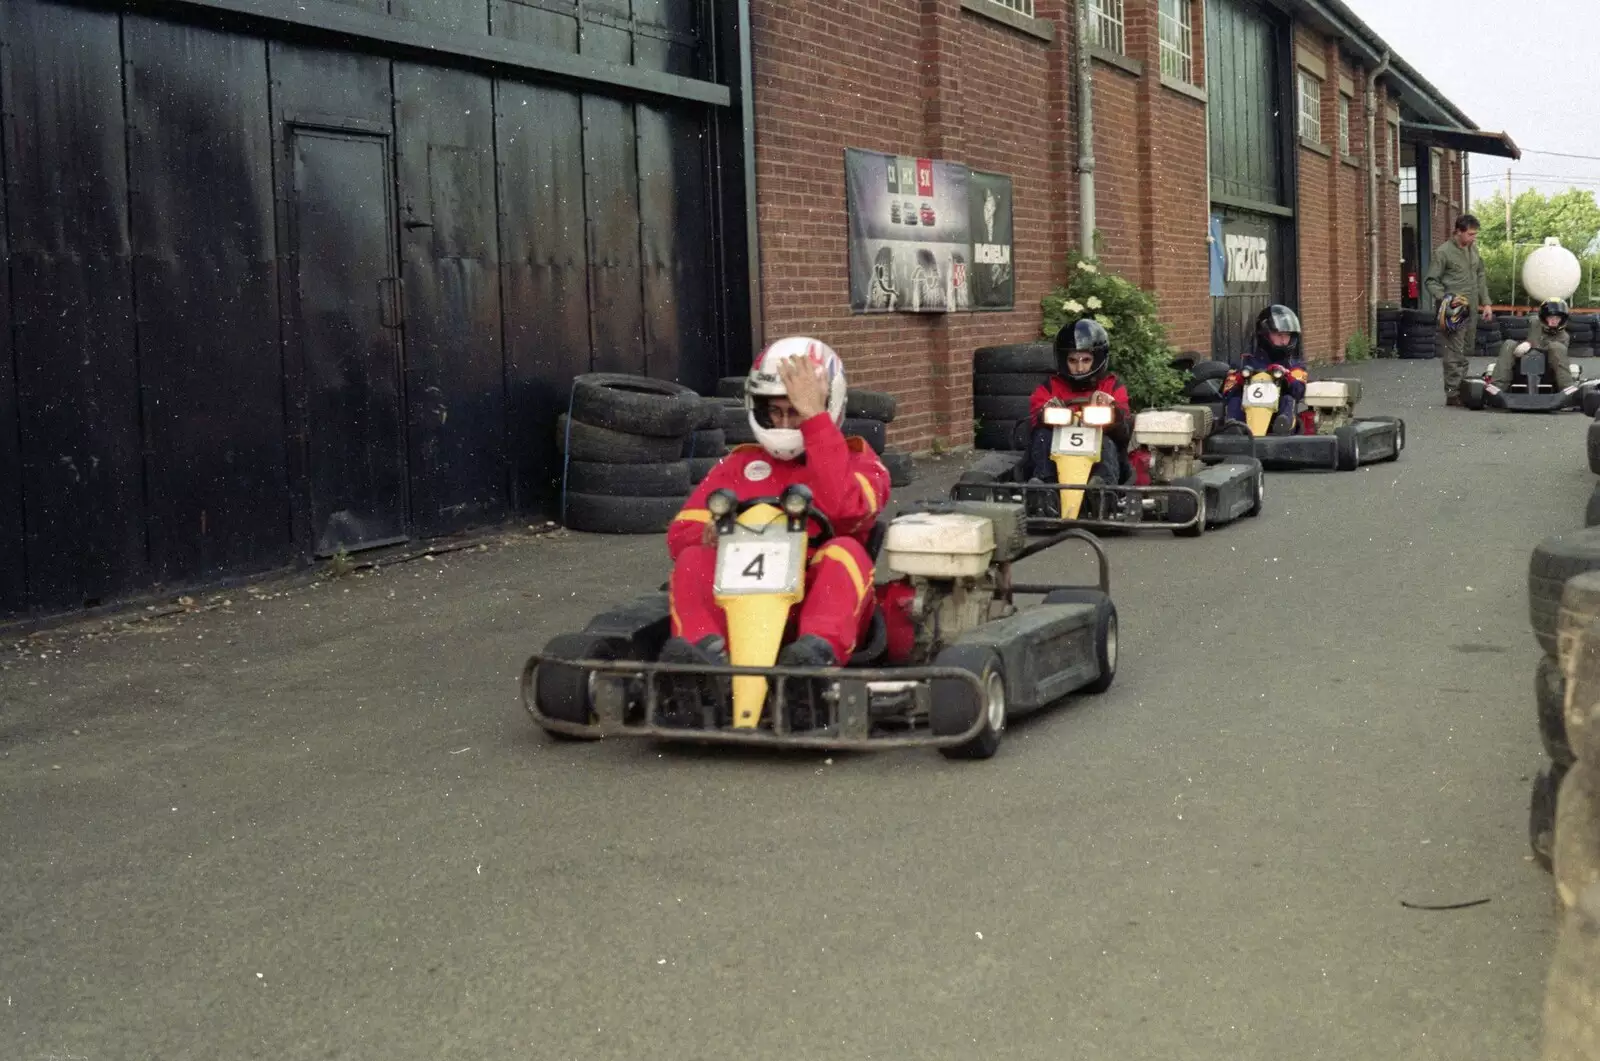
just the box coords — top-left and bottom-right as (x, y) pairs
(1168, 477), (1206, 538)
(1042, 589), (1119, 694)
(1246, 467), (1265, 518)
(1460, 378), (1486, 411)
(932, 644), (1007, 760)
(1540, 654), (1576, 768)
(1587, 421), (1600, 475)
(1586, 484), (1600, 529)
(882, 451), (915, 488)
(1365, 416), (1405, 458)
(532, 632), (629, 737)
(1583, 387), (1600, 419)
(1334, 424), (1361, 471)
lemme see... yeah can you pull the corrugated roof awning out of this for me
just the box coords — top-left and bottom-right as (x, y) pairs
(1401, 122), (1521, 160)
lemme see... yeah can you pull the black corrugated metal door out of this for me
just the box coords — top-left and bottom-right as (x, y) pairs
(1206, 0), (1295, 361)
(290, 129), (408, 556)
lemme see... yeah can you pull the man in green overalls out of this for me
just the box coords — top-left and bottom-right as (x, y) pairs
(1424, 214), (1495, 406)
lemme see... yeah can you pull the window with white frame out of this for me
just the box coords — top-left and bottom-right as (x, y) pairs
(1399, 167), (1417, 206)
(978, 0), (1036, 17)
(1338, 94), (1351, 155)
(1089, 0), (1125, 54)
(1298, 70), (1322, 143)
(1158, 0), (1194, 83)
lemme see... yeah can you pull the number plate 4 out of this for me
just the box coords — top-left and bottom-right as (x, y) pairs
(714, 536), (805, 596)
(1050, 425), (1101, 457)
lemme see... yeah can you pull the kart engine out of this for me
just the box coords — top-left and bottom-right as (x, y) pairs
(882, 504), (1027, 664)
(1132, 407), (1210, 482)
(1303, 380), (1358, 432)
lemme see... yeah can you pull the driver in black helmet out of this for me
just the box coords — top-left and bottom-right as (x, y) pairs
(1491, 297), (1573, 390)
(1023, 318), (1132, 490)
(1223, 304), (1311, 434)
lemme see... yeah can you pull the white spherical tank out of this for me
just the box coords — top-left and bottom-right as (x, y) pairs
(1522, 239), (1582, 303)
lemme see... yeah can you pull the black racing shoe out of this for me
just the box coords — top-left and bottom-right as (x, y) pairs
(777, 635), (837, 732)
(656, 635), (729, 728)
(1025, 477), (1061, 519)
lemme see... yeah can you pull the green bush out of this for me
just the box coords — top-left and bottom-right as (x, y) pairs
(1041, 253), (1186, 411)
(1344, 329), (1373, 362)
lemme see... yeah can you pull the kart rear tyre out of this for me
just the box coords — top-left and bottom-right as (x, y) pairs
(533, 632), (629, 737)
(1583, 387), (1600, 419)
(1460, 379), (1487, 410)
(1587, 420), (1600, 475)
(1041, 589), (1118, 693)
(1245, 465), (1265, 517)
(1334, 424), (1361, 471)
(932, 644), (1007, 760)
(1366, 415), (1406, 456)
(1168, 477), (1207, 538)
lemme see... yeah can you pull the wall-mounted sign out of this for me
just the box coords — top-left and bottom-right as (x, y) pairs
(1223, 232), (1270, 284)
(845, 148), (1015, 314)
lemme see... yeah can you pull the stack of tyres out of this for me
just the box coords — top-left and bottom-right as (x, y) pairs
(558, 373), (706, 534)
(1567, 315), (1596, 360)
(1399, 308), (1438, 359)
(1477, 315), (1504, 357)
(711, 377), (914, 488)
(972, 342), (1054, 451)
(1526, 537), (1600, 870)
(1376, 308), (1402, 356)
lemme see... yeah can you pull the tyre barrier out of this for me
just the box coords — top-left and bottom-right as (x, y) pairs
(561, 373), (916, 533)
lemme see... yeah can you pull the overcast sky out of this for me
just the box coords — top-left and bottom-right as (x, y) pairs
(1343, 0), (1599, 206)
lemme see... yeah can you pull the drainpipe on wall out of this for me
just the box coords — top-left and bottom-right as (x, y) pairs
(1365, 48), (1391, 346)
(1076, 0), (1096, 258)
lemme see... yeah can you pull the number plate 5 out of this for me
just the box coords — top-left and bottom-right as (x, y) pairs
(1050, 425), (1101, 456)
(1243, 381), (1280, 408)
(714, 538), (803, 596)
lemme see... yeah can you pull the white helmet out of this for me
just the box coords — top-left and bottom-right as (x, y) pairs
(745, 336), (848, 461)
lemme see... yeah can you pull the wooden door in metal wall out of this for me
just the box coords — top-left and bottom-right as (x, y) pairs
(1211, 208), (1284, 361)
(288, 129), (409, 557)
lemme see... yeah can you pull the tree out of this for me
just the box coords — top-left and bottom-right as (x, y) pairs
(1472, 187), (1600, 255)
(1469, 187), (1600, 305)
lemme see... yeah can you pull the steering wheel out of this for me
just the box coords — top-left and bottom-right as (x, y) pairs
(732, 495), (836, 544)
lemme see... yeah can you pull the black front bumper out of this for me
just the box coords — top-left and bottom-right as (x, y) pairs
(1203, 418), (1400, 471)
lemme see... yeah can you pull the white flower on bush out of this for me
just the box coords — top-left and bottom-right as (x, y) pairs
(1076, 260), (1099, 274)
(1086, 296), (1102, 310)
(1094, 314), (1115, 331)
(1061, 299), (1084, 314)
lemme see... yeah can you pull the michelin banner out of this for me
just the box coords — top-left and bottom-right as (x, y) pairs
(845, 148), (1015, 314)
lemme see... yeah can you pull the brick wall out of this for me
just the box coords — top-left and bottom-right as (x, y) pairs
(750, 0), (1074, 452)
(750, 0), (1431, 449)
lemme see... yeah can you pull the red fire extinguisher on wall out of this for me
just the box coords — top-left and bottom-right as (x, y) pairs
(1406, 272), (1419, 301)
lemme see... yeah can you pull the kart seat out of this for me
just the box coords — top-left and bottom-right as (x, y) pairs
(847, 607), (889, 667)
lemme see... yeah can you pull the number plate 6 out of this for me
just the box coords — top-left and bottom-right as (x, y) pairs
(1243, 381), (1280, 408)
(1050, 425), (1101, 457)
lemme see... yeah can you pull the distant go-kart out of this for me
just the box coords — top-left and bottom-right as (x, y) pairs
(1204, 375), (1404, 472)
(952, 402), (1261, 536)
(1460, 347), (1596, 413)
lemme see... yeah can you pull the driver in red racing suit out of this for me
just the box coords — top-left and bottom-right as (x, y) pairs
(663, 338), (891, 683)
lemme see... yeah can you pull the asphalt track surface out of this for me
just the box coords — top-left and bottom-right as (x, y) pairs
(1, 358), (1591, 1061)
